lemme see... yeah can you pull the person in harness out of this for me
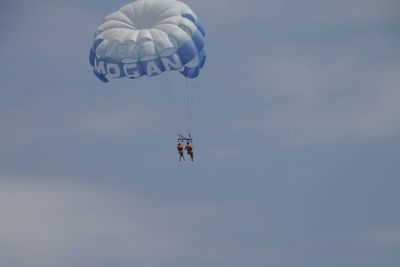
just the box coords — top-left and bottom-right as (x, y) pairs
(177, 142), (185, 161)
(185, 142), (194, 161)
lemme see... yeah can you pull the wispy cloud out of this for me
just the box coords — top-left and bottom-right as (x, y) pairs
(208, 0), (400, 147)
(359, 227), (400, 248)
(0, 177), (234, 267)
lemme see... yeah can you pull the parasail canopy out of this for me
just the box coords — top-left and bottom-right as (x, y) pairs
(89, 0), (206, 82)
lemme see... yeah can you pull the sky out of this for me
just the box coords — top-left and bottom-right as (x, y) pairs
(0, 0), (400, 266)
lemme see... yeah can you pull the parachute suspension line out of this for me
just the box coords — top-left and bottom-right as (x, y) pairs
(165, 74), (190, 132)
(160, 76), (181, 134)
(182, 77), (193, 134)
(161, 74), (194, 135)
(188, 78), (198, 135)
(167, 77), (188, 131)
(184, 77), (191, 133)
(181, 76), (198, 136)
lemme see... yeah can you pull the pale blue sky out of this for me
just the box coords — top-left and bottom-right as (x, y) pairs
(0, 1), (399, 267)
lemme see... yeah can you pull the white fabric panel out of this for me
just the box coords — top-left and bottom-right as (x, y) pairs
(93, 0), (198, 59)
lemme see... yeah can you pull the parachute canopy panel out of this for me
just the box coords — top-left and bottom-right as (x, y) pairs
(89, 0), (206, 82)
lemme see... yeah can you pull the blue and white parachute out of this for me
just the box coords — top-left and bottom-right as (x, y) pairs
(89, 0), (206, 82)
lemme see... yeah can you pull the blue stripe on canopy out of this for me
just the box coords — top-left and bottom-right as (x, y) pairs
(90, 27), (205, 82)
